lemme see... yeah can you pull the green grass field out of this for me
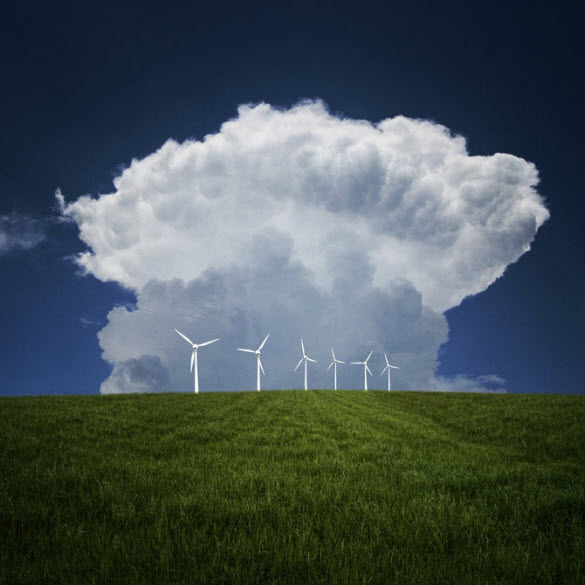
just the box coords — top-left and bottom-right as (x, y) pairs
(1, 390), (584, 584)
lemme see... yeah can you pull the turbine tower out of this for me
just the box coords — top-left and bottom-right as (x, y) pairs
(351, 350), (374, 391)
(294, 338), (317, 391)
(237, 334), (270, 391)
(174, 329), (219, 393)
(381, 353), (400, 391)
(327, 348), (345, 390)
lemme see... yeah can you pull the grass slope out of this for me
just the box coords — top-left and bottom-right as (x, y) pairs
(1, 391), (584, 584)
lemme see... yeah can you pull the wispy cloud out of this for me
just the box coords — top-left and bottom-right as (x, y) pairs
(431, 374), (508, 393)
(0, 213), (46, 254)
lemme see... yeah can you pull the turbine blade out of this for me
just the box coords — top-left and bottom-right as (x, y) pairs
(366, 365), (372, 376)
(301, 338), (305, 357)
(307, 357), (317, 363)
(381, 365), (389, 375)
(259, 359), (265, 375)
(175, 328), (194, 345)
(294, 359), (303, 372)
(365, 350), (373, 363)
(327, 361), (334, 371)
(258, 334), (270, 351)
(237, 348), (256, 353)
(350, 361), (362, 365)
(390, 365), (400, 369)
(384, 353), (390, 366)
(190, 351), (194, 373)
(198, 338), (219, 347)
(338, 360), (345, 364)
(331, 348), (336, 360)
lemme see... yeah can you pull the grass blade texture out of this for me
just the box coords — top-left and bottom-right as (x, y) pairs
(1, 391), (584, 584)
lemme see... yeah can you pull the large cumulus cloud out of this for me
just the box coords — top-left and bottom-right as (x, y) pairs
(62, 100), (549, 393)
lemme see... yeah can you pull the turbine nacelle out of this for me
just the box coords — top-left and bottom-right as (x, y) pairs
(327, 347), (346, 370)
(295, 338), (316, 390)
(350, 350), (374, 373)
(381, 352), (400, 374)
(381, 352), (400, 391)
(328, 347), (345, 390)
(351, 349), (374, 390)
(237, 334), (269, 391)
(174, 328), (219, 393)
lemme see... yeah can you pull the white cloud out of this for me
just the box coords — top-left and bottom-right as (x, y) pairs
(100, 355), (170, 394)
(61, 101), (549, 393)
(431, 374), (508, 393)
(0, 213), (45, 254)
(97, 235), (448, 392)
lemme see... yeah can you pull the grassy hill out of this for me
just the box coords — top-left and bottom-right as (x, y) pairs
(1, 390), (584, 584)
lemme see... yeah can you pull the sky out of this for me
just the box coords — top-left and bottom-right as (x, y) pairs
(1, 0), (583, 395)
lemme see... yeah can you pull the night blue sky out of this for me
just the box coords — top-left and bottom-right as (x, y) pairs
(1, 0), (583, 395)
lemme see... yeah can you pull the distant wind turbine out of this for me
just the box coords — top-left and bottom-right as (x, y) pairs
(294, 338), (317, 391)
(351, 350), (374, 391)
(327, 348), (345, 390)
(381, 353), (400, 391)
(174, 329), (219, 393)
(237, 334), (270, 391)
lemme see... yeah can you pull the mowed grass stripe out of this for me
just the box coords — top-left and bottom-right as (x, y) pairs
(1, 391), (584, 584)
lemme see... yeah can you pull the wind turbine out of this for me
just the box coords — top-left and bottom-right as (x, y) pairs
(294, 338), (317, 391)
(381, 353), (400, 391)
(351, 350), (374, 391)
(327, 348), (345, 390)
(174, 329), (219, 393)
(237, 334), (270, 391)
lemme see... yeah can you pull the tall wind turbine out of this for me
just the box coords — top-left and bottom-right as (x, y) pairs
(351, 350), (374, 391)
(327, 348), (345, 390)
(237, 334), (270, 391)
(174, 329), (219, 393)
(381, 353), (400, 391)
(294, 338), (317, 391)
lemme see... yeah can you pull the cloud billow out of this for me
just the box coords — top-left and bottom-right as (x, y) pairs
(100, 355), (171, 394)
(61, 100), (549, 393)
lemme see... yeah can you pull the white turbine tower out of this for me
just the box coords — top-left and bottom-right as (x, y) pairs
(174, 329), (219, 394)
(327, 348), (345, 390)
(237, 334), (270, 391)
(381, 353), (400, 391)
(351, 350), (374, 391)
(294, 339), (317, 391)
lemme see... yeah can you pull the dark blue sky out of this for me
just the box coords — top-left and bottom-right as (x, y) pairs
(1, 0), (583, 395)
